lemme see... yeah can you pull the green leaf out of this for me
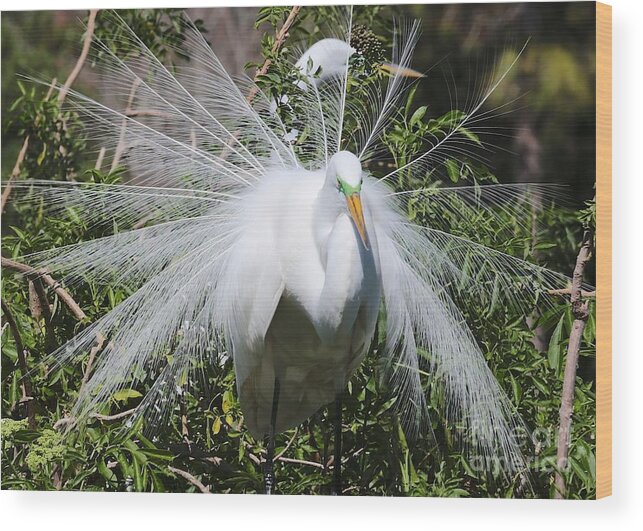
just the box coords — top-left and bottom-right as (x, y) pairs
(509, 374), (522, 404)
(112, 389), (143, 402)
(531, 376), (549, 395)
(139, 448), (174, 461)
(409, 105), (427, 126)
(534, 242), (558, 250)
(445, 159), (460, 183)
(37, 144), (47, 166)
(97, 459), (117, 484)
(13, 429), (42, 443)
(405, 85), (418, 115)
(458, 126), (481, 145)
(222, 390), (233, 414)
(548, 315), (565, 372)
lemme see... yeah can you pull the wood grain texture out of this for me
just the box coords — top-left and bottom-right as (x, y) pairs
(595, 1), (612, 500)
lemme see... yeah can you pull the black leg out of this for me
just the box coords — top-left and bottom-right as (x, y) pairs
(264, 378), (280, 495)
(332, 392), (342, 495)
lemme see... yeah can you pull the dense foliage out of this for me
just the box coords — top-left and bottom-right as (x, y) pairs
(1, 7), (595, 497)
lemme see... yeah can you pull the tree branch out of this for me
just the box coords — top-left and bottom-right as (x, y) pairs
(1, 136), (30, 213)
(554, 229), (593, 499)
(277, 456), (325, 470)
(53, 404), (136, 430)
(2, 257), (87, 321)
(111, 78), (142, 172)
(29, 277), (56, 352)
(58, 10), (99, 104)
(548, 288), (596, 298)
(1, 300), (37, 428)
(246, 6), (302, 104)
(168, 466), (210, 493)
(79, 332), (106, 394)
(91, 407), (137, 422)
(275, 428), (298, 460)
(94, 146), (106, 171)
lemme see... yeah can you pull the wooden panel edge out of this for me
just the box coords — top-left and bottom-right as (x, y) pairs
(595, 0), (612, 500)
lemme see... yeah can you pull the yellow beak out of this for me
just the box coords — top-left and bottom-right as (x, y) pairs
(345, 193), (370, 250)
(379, 62), (425, 78)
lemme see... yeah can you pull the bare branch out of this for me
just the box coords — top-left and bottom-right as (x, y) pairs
(94, 147), (106, 170)
(246, 6), (302, 104)
(218, 7), (302, 165)
(2, 257), (87, 321)
(112, 78), (143, 171)
(168, 466), (210, 493)
(277, 456), (325, 470)
(79, 332), (106, 394)
(58, 10), (99, 104)
(275, 428), (298, 460)
(548, 288), (596, 298)
(30, 277), (56, 352)
(53, 417), (77, 430)
(554, 229), (593, 499)
(91, 407), (137, 422)
(53, 403), (135, 430)
(1, 136), (30, 213)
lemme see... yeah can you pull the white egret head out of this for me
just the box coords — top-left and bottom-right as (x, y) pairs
(327, 151), (369, 250)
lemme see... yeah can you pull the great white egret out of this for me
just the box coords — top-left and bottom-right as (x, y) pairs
(16, 10), (577, 494)
(274, 36), (423, 143)
(294, 37), (425, 88)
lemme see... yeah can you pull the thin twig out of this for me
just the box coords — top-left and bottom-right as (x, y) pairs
(58, 10), (99, 104)
(246, 6), (302, 104)
(554, 229), (593, 499)
(1, 136), (30, 213)
(548, 288), (596, 298)
(168, 466), (210, 493)
(53, 404), (135, 430)
(30, 277), (56, 352)
(2, 78), (59, 212)
(79, 332), (106, 394)
(94, 147), (106, 170)
(44, 78), (59, 101)
(277, 456), (325, 470)
(53, 416), (77, 430)
(1, 257), (87, 321)
(248, 431), (326, 470)
(216, 6), (302, 166)
(247, 451), (262, 466)
(1, 300), (37, 428)
(91, 407), (137, 422)
(55, 9), (97, 171)
(247, 449), (325, 470)
(111, 78), (142, 172)
(275, 428), (298, 460)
